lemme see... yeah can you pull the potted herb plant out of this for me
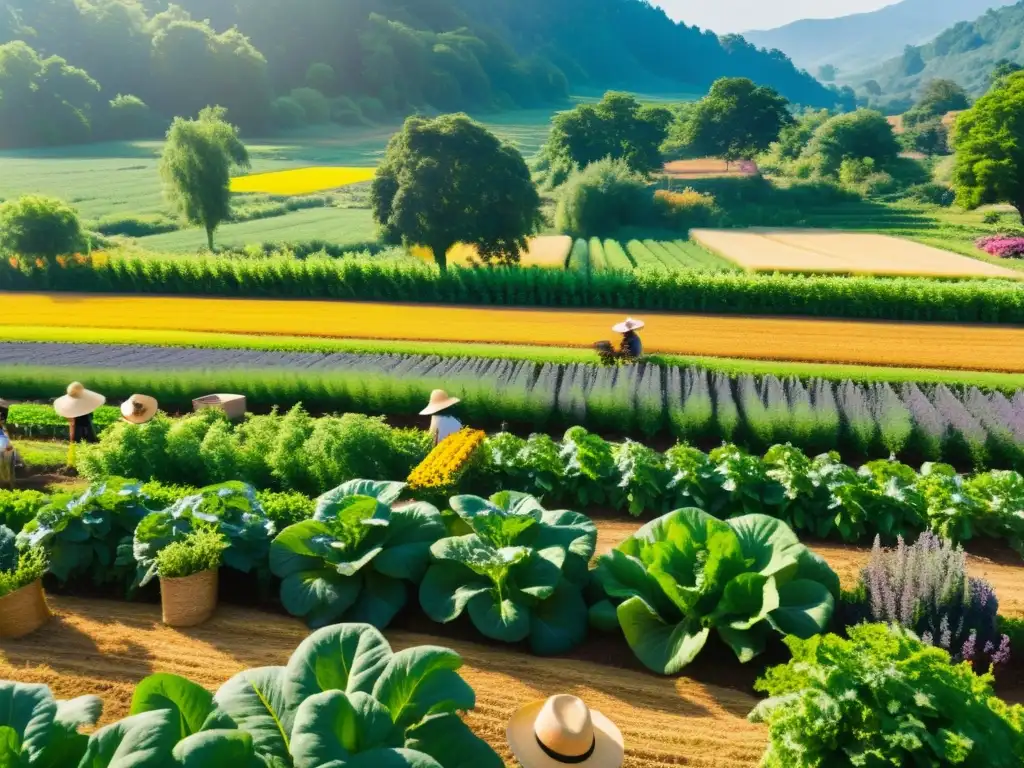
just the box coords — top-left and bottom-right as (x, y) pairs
(0, 525), (50, 639)
(156, 527), (227, 628)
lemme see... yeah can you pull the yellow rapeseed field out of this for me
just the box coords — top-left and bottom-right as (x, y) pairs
(230, 167), (376, 195)
(691, 228), (1024, 279)
(409, 235), (572, 269)
(4, 293), (1023, 372)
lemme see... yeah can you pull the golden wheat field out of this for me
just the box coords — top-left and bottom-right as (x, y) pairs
(662, 158), (758, 178)
(4, 292), (1024, 371)
(0, 596), (768, 768)
(230, 166), (376, 195)
(691, 228), (1024, 279)
(410, 235), (572, 269)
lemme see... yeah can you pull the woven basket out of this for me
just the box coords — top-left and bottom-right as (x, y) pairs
(0, 579), (51, 639)
(160, 569), (218, 628)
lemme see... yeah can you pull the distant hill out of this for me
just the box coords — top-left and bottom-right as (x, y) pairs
(862, 1), (1024, 102)
(743, 0), (1016, 74)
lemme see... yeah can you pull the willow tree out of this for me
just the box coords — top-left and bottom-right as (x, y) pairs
(159, 106), (249, 250)
(371, 113), (541, 270)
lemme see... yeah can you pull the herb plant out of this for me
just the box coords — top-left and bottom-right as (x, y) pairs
(750, 623), (1024, 767)
(0, 545), (47, 598)
(593, 509), (839, 674)
(155, 528), (228, 579)
(270, 479), (444, 628)
(420, 491), (597, 654)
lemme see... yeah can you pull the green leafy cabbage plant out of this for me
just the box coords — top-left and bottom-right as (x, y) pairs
(132, 481), (275, 588)
(750, 623), (1024, 767)
(419, 491), (597, 655)
(0, 681), (102, 768)
(270, 479), (444, 628)
(593, 508), (840, 674)
(17, 478), (150, 587)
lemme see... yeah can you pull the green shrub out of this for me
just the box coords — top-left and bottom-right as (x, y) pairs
(0, 195), (83, 260)
(93, 214), (179, 237)
(750, 623), (1024, 767)
(802, 109), (900, 177)
(289, 87), (330, 124)
(155, 527), (227, 578)
(330, 95), (366, 126)
(0, 546), (47, 597)
(271, 96), (306, 129)
(554, 158), (654, 238)
(904, 182), (956, 206)
(100, 94), (159, 140)
(0, 489), (48, 533)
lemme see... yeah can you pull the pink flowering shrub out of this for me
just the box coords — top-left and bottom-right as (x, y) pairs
(976, 235), (1024, 258)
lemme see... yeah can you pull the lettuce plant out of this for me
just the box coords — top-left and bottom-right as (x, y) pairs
(559, 427), (616, 507)
(750, 623), (1024, 767)
(132, 481), (275, 588)
(0, 681), (102, 767)
(16, 478), (150, 587)
(420, 491), (597, 654)
(270, 479), (444, 628)
(593, 508), (839, 674)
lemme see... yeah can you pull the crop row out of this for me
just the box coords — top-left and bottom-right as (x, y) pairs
(4, 348), (1023, 468)
(3, 251), (1022, 322)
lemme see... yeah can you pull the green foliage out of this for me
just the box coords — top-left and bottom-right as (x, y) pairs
(801, 109), (901, 177)
(904, 79), (971, 128)
(132, 482), (275, 588)
(594, 509), (839, 674)
(160, 106), (251, 250)
(541, 92), (671, 178)
(682, 78), (792, 162)
(99, 94), (159, 141)
(750, 623), (1024, 767)
(16, 478), (150, 587)
(0, 680), (102, 766)
(156, 527), (228, 579)
(901, 119), (950, 157)
(953, 72), (1024, 223)
(372, 113), (541, 269)
(554, 158), (653, 239)
(0, 489), (48, 533)
(271, 480), (444, 628)
(289, 87), (330, 124)
(0, 195), (83, 261)
(0, 545), (47, 598)
(420, 491), (596, 653)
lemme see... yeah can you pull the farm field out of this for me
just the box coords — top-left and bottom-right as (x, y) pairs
(229, 166), (376, 194)
(3, 293), (1024, 371)
(662, 158), (759, 178)
(0, 596), (768, 768)
(411, 235), (573, 269)
(691, 228), (1024, 279)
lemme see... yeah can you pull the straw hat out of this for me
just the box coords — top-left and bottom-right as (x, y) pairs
(507, 695), (624, 768)
(53, 382), (106, 419)
(612, 318), (644, 334)
(419, 389), (460, 416)
(121, 394), (158, 425)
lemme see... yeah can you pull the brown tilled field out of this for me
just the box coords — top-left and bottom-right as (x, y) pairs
(662, 158), (758, 179)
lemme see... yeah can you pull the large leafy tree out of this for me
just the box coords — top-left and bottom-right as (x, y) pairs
(953, 71), (1024, 223)
(371, 113), (541, 270)
(801, 108), (900, 176)
(903, 78), (970, 128)
(0, 194), (82, 260)
(159, 105), (250, 251)
(683, 77), (792, 165)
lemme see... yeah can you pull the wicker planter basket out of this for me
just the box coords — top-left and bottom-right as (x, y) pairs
(160, 569), (218, 628)
(0, 579), (51, 639)
(192, 394), (246, 420)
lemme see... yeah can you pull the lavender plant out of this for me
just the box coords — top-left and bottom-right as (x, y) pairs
(838, 380), (877, 456)
(667, 367), (714, 440)
(853, 532), (1010, 669)
(710, 372), (740, 441)
(900, 383), (945, 460)
(869, 382), (913, 456)
(932, 384), (989, 468)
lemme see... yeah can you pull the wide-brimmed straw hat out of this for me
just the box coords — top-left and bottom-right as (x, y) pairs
(121, 394), (158, 425)
(419, 389), (460, 416)
(612, 318), (644, 334)
(53, 382), (106, 419)
(507, 695), (624, 768)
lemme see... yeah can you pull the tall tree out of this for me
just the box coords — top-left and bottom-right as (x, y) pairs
(904, 79), (970, 127)
(159, 106), (249, 250)
(684, 78), (792, 165)
(371, 113), (541, 270)
(953, 71), (1024, 223)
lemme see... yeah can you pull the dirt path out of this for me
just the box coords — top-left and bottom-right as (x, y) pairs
(0, 597), (768, 768)
(4, 293), (1023, 371)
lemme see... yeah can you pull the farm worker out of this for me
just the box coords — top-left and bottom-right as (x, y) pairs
(54, 382), (105, 466)
(420, 389), (462, 446)
(0, 398), (22, 488)
(120, 394), (158, 425)
(507, 694), (624, 768)
(595, 317), (644, 365)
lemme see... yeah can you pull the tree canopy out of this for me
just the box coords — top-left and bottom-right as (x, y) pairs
(0, 195), (83, 260)
(903, 79), (970, 128)
(802, 109), (900, 176)
(159, 106), (250, 250)
(952, 71), (1024, 223)
(371, 114), (541, 270)
(682, 78), (792, 163)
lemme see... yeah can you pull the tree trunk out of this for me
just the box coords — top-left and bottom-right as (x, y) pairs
(431, 242), (451, 272)
(206, 225), (215, 252)
(1017, 202), (1024, 226)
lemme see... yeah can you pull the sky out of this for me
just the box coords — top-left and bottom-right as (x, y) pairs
(656, 0), (898, 34)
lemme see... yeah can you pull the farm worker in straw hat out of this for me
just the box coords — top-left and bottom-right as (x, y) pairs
(507, 694), (624, 768)
(0, 398), (22, 488)
(120, 394), (158, 425)
(420, 389), (462, 446)
(595, 317), (644, 365)
(54, 382), (105, 466)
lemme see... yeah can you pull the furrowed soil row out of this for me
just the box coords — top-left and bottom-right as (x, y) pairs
(4, 293), (1023, 371)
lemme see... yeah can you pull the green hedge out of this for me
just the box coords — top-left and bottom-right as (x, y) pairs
(3, 252), (1023, 322)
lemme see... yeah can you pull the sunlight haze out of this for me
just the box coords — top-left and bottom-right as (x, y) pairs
(657, 0), (898, 33)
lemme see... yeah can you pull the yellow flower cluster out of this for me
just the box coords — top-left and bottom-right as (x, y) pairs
(407, 428), (486, 491)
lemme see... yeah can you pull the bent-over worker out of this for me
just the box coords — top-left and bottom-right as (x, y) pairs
(420, 389), (462, 446)
(595, 317), (645, 365)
